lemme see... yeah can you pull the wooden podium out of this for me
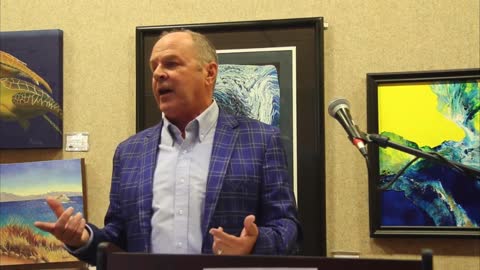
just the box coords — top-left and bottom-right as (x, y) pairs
(97, 242), (433, 270)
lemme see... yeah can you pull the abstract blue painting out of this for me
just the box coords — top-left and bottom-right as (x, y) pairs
(378, 81), (480, 228)
(367, 69), (480, 237)
(0, 29), (63, 149)
(215, 64), (280, 126)
(215, 47), (297, 193)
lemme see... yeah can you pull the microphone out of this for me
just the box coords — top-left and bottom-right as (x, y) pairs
(328, 98), (368, 157)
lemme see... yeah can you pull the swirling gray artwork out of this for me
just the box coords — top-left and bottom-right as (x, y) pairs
(214, 64), (280, 126)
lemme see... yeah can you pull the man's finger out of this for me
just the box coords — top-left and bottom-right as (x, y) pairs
(53, 207), (74, 237)
(34, 221), (55, 233)
(210, 228), (225, 240)
(210, 227), (237, 249)
(75, 218), (87, 240)
(209, 226), (223, 237)
(46, 196), (65, 218)
(63, 212), (83, 242)
(243, 215), (258, 236)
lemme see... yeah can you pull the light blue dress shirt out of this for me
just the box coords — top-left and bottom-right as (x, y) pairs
(150, 101), (218, 254)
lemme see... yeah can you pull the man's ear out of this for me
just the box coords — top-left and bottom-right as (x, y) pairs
(205, 62), (218, 86)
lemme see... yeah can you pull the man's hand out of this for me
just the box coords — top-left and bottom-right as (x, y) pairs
(209, 214), (259, 255)
(34, 196), (90, 248)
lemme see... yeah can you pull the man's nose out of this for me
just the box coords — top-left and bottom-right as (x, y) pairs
(153, 66), (168, 81)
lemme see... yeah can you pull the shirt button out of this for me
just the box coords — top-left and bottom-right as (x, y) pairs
(178, 209), (183, 215)
(180, 178), (185, 184)
(176, 242), (182, 248)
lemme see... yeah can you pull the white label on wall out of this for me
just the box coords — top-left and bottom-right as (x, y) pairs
(65, 132), (89, 152)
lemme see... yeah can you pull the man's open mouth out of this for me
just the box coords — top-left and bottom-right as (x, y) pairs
(158, 89), (173, 95)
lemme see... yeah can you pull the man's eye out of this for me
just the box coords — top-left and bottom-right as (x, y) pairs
(165, 62), (178, 68)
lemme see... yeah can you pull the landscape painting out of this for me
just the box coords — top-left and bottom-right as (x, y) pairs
(0, 29), (63, 149)
(0, 159), (86, 267)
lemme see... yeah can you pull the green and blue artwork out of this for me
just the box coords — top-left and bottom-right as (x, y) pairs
(377, 80), (479, 227)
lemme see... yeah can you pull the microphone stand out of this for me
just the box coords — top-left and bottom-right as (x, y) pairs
(365, 133), (480, 178)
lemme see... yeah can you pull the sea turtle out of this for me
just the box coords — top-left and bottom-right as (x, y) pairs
(0, 50), (53, 93)
(0, 77), (62, 134)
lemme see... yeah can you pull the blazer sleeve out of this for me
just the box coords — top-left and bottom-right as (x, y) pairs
(72, 144), (128, 265)
(251, 128), (302, 255)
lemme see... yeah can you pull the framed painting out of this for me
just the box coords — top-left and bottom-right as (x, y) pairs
(366, 68), (480, 237)
(136, 18), (326, 255)
(215, 47), (297, 193)
(0, 159), (87, 269)
(0, 29), (63, 149)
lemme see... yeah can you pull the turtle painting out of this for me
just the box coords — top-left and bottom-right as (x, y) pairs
(0, 29), (63, 148)
(0, 77), (62, 134)
(0, 50), (53, 93)
(0, 52), (62, 134)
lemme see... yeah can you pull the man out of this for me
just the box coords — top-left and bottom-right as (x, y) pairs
(35, 30), (301, 265)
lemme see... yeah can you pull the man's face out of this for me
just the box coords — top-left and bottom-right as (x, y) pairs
(149, 32), (217, 125)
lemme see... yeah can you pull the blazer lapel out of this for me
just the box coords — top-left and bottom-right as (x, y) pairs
(138, 121), (162, 251)
(202, 111), (238, 235)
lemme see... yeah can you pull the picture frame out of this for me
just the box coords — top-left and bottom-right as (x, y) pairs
(136, 17), (326, 255)
(0, 29), (63, 149)
(0, 158), (88, 269)
(366, 68), (480, 237)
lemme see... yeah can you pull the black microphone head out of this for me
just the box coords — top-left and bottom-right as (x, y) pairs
(328, 98), (350, 117)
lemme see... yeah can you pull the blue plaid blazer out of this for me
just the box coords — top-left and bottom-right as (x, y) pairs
(78, 110), (301, 265)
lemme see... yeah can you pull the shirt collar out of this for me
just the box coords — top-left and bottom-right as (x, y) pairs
(161, 100), (219, 145)
(196, 100), (219, 142)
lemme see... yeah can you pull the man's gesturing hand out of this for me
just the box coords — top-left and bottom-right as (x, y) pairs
(34, 196), (89, 248)
(209, 214), (259, 255)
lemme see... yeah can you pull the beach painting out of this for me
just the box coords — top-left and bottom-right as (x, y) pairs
(0, 159), (86, 266)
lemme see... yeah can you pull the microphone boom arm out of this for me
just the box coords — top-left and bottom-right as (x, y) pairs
(366, 133), (480, 178)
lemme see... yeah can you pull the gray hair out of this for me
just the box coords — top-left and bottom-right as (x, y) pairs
(159, 29), (218, 66)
